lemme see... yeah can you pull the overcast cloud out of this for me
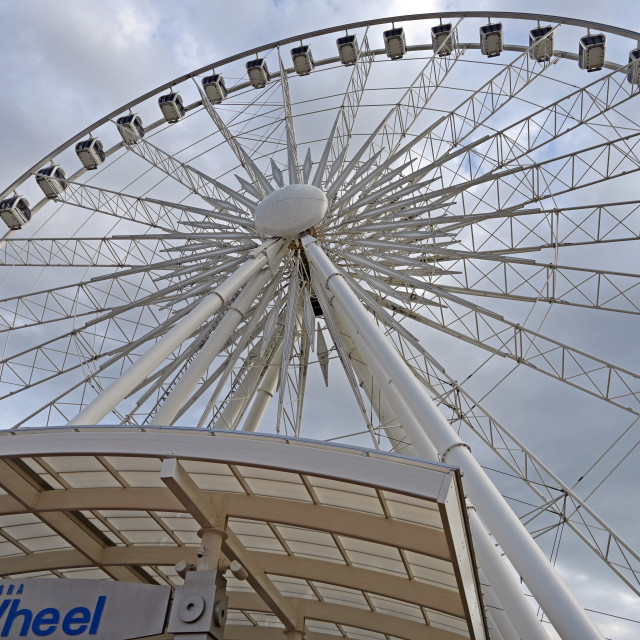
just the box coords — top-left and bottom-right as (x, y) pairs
(0, 2), (639, 639)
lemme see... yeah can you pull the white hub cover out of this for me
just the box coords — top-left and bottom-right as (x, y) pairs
(254, 184), (328, 237)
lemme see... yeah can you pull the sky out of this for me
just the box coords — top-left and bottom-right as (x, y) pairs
(0, 1), (640, 639)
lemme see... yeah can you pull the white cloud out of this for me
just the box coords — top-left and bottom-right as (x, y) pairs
(0, 2), (639, 638)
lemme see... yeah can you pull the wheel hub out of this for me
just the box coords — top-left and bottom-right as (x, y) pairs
(254, 183), (328, 237)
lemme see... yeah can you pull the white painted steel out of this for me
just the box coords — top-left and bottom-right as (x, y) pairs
(467, 507), (550, 640)
(150, 268), (275, 426)
(214, 343), (276, 429)
(302, 234), (604, 640)
(68, 240), (286, 426)
(4, 11), (640, 638)
(196, 528), (225, 572)
(339, 325), (418, 457)
(335, 309), (437, 460)
(479, 572), (518, 640)
(242, 341), (283, 432)
(254, 184), (328, 237)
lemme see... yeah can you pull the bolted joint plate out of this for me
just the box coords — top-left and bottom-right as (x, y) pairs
(168, 570), (228, 640)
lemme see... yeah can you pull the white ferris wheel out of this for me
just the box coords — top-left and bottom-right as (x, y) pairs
(1, 10), (639, 640)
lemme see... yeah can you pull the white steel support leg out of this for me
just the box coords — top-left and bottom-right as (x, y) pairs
(302, 234), (603, 640)
(215, 335), (283, 430)
(337, 283), (548, 639)
(68, 239), (286, 426)
(337, 317), (419, 457)
(485, 614), (506, 640)
(468, 506), (549, 640)
(150, 268), (275, 426)
(242, 341), (284, 432)
(215, 358), (266, 430)
(479, 570), (518, 640)
(335, 308), (439, 460)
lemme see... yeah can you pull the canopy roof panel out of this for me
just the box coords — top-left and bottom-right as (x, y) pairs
(0, 427), (487, 640)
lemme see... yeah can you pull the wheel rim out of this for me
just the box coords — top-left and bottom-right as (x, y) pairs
(1, 12), (640, 636)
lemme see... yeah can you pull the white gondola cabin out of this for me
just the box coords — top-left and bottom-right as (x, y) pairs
(431, 23), (454, 56)
(579, 33), (606, 71)
(628, 48), (640, 85)
(384, 27), (406, 59)
(337, 35), (359, 65)
(246, 59), (271, 88)
(202, 74), (228, 103)
(480, 22), (503, 58)
(291, 45), (315, 75)
(529, 25), (554, 62)
(36, 165), (68, 199)
(116, 114), (144, 144)
(0, 196), (31, 230)
(75, 137), (105, 170)
(159, 92), (185, 123)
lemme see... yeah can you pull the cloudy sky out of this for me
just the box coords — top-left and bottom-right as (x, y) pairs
(1, 1), (639, 639)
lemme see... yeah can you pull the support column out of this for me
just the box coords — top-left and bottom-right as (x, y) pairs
(480, 571), (518, 640)
(150, 267), (274, 426)
(336, 303), (438, 459)
(241, 340), (283, 432)
(337, 315), (420, 457)
(168, 528), (229, 640)
(468, 507), (547, 640)
(196, 528), (226, 571)
(69, 239), (286, 426)
(302, 234), (603, 640)
(215, 335), (284, 430)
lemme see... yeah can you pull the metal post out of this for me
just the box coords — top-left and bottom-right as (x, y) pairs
(213, 330), (282, 430)
(68, 239), (286, 426)
(150, 268), (274, 426)
(302, 234), (604, 640)
(325, 268), (545, 638)
(197, 528), (225, 572)
(479, 570), (518, 640)
(335, 307), (439, 459)
(241, 341), (283, 432)
(337, 315), (420, 457)
(169, 526), (229, 640)
(485, 613), (507, 640)
(468, 506), (549, 640)
(214, 356), (267, 429)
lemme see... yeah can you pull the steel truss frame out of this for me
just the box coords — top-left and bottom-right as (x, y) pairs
(3, 11), (640, 640)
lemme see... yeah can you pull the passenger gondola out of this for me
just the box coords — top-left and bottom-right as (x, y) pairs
(336, 34), (359, 65)
(291, 45), (315, 75)
(431, 23), (454, 56)
(246, 59), (271, 88)
(158, 92), (186, 123)
(579, 33), (606, 71)
(480, 22), (503, 57)
(202, 74), (228, 103)
(0, 195), (31, 229)
(116, 114), (145, 144)
(35, 165), (68, 199)
(529, 25), (554, 62)
(75, 137), (105, 170)
(384, 27), (407, 60)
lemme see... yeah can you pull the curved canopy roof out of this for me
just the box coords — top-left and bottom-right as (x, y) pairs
(0, 427), (487, 640)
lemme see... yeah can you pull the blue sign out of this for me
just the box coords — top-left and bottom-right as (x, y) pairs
(0, 580), (170, 640)
(0, 596), (105, 637)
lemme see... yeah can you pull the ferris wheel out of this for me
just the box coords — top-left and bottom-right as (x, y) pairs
(1, 10), (640, 640)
